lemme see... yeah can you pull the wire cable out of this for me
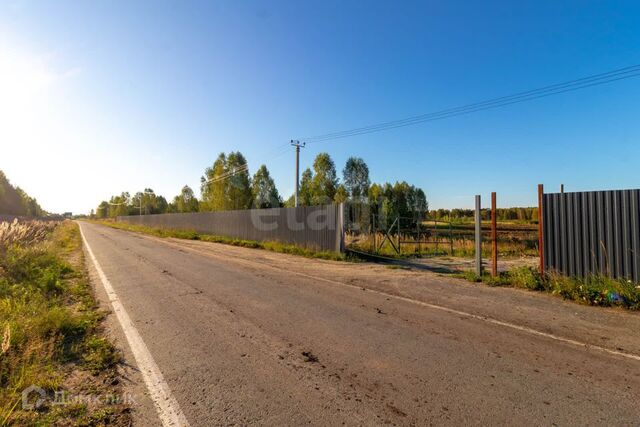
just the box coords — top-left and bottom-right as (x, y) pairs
(302, 64), (640, 143)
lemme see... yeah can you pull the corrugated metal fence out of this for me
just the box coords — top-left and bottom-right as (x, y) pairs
(117, 204), (345, 253)
(542, 189), (640, 282)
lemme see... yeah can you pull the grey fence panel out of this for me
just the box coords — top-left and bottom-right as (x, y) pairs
(543, 189), (640, 282)
(117, 204), (344, 253)
(632, 191), (640, 281)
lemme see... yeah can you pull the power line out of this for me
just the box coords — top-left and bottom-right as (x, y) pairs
(202, 164), (249, 185)
(302, 64), (640, 143)
(200, 143), (298, 188)
(305, 64), (640, 141)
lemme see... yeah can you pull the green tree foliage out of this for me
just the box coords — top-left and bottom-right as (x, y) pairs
(0, 170), (44, 216)
(97, 189), (171, 218)
(200, 153), (227, 211)
(334, 184), (348, 203)
(96, 201), (109, 219)
(283, 195), (296, 208)
(310, 153), (338, 205)
(226, 152), (252, 210)
(298, 168), (314, 206)
(107, 193), (129, 217)
(251, 165), (281, 208)
(368, 181), (428, 227)
(200, 152), (252, 211)
(430, 207), (538, 223)
(171, 185), (199, 213)
(342, 157), (370, 200)
(15, 187), (44, 217)
(91, 151), (432, 230)
(130, 189), (167, 215)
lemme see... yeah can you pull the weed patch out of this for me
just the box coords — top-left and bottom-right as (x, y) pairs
(0, 220), (129, 425)
(455, 266), (640, 310)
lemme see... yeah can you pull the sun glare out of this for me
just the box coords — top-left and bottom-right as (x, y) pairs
(0, 46), (54, 115)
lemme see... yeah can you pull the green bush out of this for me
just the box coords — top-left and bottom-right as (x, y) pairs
(508, 266), (543, 290)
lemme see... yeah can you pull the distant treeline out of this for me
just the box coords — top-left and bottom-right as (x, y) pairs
(91, 152), (428, 218)
(94, 152), (428, 221)
(430, 207), (538, 223)
(0, 170), (45, 217)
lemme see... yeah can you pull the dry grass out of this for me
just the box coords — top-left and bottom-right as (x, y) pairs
(348, 233), (538, 259)
(0, 220), (129, 426)
(0, 220), (57, 254)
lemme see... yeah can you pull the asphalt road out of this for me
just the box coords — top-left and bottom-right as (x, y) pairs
(79, 222), (640, 426)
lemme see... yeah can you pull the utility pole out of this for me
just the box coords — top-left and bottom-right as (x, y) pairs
(491, 192), (497, 277)
(290, 140), (305, 207)
(475, 195), (483, 276)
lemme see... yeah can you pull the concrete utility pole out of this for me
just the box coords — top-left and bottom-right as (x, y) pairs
(290, 140), (305, 207)
(475, 195), (483, 276)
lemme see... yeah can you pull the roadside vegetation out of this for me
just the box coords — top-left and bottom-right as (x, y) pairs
(93, 152), (427, 223)
(0, 220), (129, 426)
(430, 207), (539, 224)
(0, 171), (44, 217)
(90, 220), (350, 262)
(456, 266), (640, 310)
(348, 219), (538, 259)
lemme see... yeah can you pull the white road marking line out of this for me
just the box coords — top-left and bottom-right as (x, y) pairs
(295, 272), (640, 362)
(79, 223), (190, 427)
(152, 237), (640, 363)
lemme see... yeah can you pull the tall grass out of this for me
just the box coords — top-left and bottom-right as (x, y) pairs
(457, 266), (640, 310)
(0, 220), (124, 425)
(347, 231), (538, 259)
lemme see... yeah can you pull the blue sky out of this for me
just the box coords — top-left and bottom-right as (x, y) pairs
(1, 0), (639, 214)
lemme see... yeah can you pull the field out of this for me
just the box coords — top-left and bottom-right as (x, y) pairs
(347, 219), (539, 259)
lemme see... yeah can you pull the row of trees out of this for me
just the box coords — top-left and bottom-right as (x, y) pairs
(199, 152), (281, 211)
(95, 189), (171, 218)
(0, 170), (45, 217)
(94, 151), (428, 221)
(293, 154), (370, 206)
(430, 207), (538, 223)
